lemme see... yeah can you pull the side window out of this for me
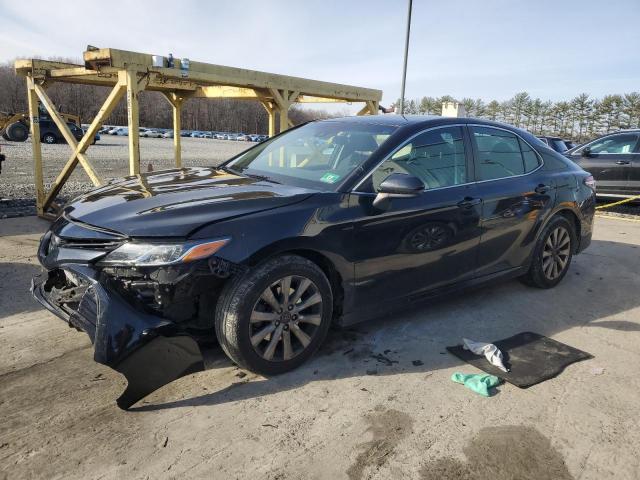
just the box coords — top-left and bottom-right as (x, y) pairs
(520, 138), (542, 172)
(371, 126), (467, 191)
(585, 134), (639, 154)
(471, 126), (539, 180)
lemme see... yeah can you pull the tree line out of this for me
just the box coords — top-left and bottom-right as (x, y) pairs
(0, 61), (331, 134)
(398, 91), (640, 142)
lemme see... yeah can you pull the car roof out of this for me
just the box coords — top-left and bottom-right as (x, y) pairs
(320, 115), (543, 141)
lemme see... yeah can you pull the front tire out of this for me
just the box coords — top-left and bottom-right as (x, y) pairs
(215, 255), (333, 375)
(521, 215), (575, 288)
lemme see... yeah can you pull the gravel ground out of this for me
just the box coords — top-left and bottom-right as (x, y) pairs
(0, 136), (250, 217)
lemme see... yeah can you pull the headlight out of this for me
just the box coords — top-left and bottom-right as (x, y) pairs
(98, 238), (230, 266)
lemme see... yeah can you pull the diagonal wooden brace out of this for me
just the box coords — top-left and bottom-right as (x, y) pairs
(37, 81), (126, 211)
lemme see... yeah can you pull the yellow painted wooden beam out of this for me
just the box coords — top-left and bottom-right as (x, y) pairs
(124, 69), (141, 175)
(82, 48), (382, 102)
(26, 77), (44, 216)
(33, 83), (102, 186)
(42, 81), (126, 210)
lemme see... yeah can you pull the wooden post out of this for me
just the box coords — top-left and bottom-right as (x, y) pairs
(26, 76), (44, 216)
(172, 97), (182, 168)
(124, 69), (140, 175)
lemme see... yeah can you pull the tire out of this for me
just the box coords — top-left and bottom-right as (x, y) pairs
(42, 133), (57, 144)
(6, 122), (28, 142)
(520, 215), (576, 289)
(215, 255), (333, 375)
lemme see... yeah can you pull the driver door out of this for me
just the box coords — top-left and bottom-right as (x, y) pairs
(349, 125), (482, 309)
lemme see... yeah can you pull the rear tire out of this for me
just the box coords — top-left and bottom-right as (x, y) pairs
(215, 255), (333, 375)
(6, 122), (28, 142)
(520, 215), (575, 289)
(42, 133), (57, 144)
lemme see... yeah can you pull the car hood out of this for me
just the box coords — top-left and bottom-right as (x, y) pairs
(64, 167), (315, 237)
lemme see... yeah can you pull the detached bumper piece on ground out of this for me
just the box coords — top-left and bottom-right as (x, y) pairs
(447, 332), (593, 388)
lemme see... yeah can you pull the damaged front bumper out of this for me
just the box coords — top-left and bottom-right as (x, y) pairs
(30, 219), (225, 410)
(32, 265), (205, 409)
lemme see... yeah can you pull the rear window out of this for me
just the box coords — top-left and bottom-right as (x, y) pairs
(471, 126), (541, 180)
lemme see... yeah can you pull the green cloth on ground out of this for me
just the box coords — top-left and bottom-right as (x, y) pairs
(451, 372), (502, 397)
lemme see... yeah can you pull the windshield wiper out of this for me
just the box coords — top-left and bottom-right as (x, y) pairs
(242, 172), (281, 184)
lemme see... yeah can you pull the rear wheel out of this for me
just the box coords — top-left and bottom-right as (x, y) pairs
(215, 255), (333, 375)
(42, 133), (57, 144)
(6, 122), (28, 142)
(520, 215), (575, 288)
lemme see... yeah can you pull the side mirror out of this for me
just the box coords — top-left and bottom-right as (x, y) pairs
(373, 173), (423, 209)
(581, 146), (592, 157)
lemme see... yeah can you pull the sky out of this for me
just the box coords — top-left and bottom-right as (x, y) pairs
(1, 0), (639, 113)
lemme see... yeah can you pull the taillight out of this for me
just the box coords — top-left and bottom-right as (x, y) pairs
(584, 175), (596, 192)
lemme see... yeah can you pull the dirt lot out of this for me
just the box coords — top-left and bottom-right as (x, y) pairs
(1, 214), (640, 480)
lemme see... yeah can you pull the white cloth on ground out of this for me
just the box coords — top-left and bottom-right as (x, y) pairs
(462, 338), (509, 372)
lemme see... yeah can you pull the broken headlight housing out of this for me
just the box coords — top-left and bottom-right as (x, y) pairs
(97, 238), (230, 267)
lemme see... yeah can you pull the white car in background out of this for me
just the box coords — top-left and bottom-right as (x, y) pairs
(112, 127), (129, 136)
(141, 128), (163, 138)
(161, 131), (174, 138)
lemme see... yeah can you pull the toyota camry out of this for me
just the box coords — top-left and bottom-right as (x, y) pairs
(32, 115), (596, 408)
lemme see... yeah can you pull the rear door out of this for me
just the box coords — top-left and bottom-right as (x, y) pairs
(569, 132), (640, 194)
(469, 125), (556, 277)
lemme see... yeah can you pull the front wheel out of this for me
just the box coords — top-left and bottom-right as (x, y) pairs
(215, 255), (333, 375)
(520, 215), (575, 288)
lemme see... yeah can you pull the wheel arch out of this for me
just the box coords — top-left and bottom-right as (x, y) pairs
(551, 207), (582, 253)
(245, 244), (346, 321)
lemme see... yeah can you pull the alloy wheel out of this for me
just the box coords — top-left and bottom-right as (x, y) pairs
(249, 275), (323, 362)
(542, 226), (571, 280)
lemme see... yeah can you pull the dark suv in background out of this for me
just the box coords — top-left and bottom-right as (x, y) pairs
(39, 119), (97, 145)
(565, 129), (640, 196)
(538, 136), (572, 153)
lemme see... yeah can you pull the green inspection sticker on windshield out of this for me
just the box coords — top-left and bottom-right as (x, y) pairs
(320, 172), (341, 184)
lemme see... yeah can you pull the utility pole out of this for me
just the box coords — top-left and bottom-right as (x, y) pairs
(399, 0), (413, 115)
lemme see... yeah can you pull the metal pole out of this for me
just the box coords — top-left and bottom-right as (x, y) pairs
(399, 0), (413, 115)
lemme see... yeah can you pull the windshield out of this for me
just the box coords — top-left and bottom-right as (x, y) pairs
(226, 121), (397, 190)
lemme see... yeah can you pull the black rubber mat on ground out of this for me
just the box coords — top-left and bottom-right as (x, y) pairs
(446, 331), (593, 388)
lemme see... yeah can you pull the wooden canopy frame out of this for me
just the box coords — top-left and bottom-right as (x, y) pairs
(15, 47), (382, 217)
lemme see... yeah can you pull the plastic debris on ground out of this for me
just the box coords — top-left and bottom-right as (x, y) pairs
(462, 338), (509, 372)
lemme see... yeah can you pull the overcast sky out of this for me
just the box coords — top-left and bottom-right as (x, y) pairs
(1, 0), (639, 113)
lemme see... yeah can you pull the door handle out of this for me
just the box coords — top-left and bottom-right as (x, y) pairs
(457, 197), (481, 209)
(535, 184), (551, 194)
(615, 160), (631, 165)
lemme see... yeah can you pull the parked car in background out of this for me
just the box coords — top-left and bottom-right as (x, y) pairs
(565, 129), (640, 196)
(32, 115), (595, 409)
(538, 136), (571, 153)
(162, 131), (174, 138)
(40, 120), (98, 145)
(201, 132), (213, 139)
(110, 127), (128, 136)
(180, 131), (191, 137)
(215, 133), (227, 140)
(236, 134), (247, 141)
(141, 129), (163, 138)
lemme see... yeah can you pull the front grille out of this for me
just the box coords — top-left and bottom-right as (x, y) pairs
(53, 234), (123, 251)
